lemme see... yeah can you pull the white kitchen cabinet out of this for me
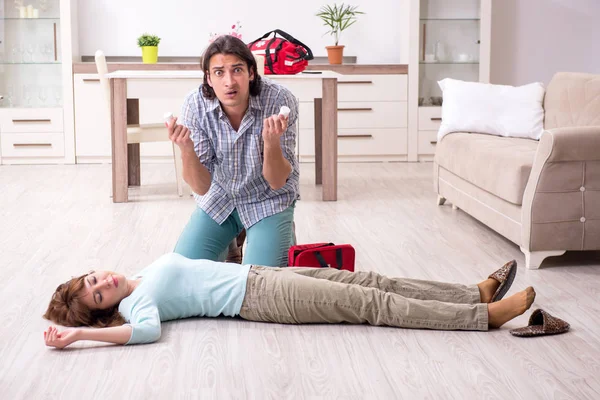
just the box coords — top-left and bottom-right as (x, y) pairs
(73, 69), (409, 163)
(278, 73), (409, 162)
(0, 0), (78, 165)
(408, 0), (492, 161)
(72, 74), (110, 161)
(303, 74), (409, 162)
(416, 105), (442, 155)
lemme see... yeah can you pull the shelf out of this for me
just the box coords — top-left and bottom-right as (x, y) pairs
(0, 105), (62, 109)
(1, 17), (60, 20)
(420, 18), (480, 21)
(420, 62), (479, 65)
(0, 62), (61, 65)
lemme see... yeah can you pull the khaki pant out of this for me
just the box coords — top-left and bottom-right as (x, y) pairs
(239, 266), (488, 331)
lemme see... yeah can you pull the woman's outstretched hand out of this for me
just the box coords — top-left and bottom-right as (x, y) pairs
(44, 326), (79, 349)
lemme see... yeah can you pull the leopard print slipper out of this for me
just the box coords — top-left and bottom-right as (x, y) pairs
(510, 309), (570, 337)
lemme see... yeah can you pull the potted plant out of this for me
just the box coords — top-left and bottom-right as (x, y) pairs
(137, 33), (161, 64)
(316, 3), (364, 64)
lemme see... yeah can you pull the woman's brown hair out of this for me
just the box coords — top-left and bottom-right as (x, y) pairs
(201, 35), (262, 100)
(43, 274), (126, 328)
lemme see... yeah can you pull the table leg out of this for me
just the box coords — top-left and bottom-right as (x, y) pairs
(314, 98), (323, 185)
(110, 78), (128, 203)
(322, 78), (338, 201)
(127, 99), (141, 187)
(127, 144), (141, 186)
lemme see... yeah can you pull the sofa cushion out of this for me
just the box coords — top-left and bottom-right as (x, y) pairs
(437, 78), (545, 141)
(544, 72), (600, 130)
(435, 133), (539, 205)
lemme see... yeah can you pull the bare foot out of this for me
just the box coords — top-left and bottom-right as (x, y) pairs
(487, 287), (536, 328)
(477, 278), (500, 303)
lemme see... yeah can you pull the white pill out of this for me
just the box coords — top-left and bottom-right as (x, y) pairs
(278, 106), (290, 118)
(163, 112), (174, 122)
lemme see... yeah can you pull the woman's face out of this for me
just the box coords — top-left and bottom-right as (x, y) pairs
(79, 271), (128, 310)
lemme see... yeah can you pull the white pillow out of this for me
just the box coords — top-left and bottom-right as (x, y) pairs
(437, 78), (545, 142)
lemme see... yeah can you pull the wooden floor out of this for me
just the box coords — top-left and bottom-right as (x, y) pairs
(0, 162), (599, 399)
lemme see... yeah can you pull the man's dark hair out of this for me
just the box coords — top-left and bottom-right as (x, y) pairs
(201, 35), (262, 100)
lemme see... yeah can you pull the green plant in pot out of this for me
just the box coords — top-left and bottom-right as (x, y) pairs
(316, 3), (364, 64)
(137, 33), (161, 64)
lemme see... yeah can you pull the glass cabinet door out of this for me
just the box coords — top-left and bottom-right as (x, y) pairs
(418, 0), (481, 106)
(0, 0), (62, 108)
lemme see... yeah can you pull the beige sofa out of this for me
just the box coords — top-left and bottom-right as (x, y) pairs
(434, 72), (600, 269)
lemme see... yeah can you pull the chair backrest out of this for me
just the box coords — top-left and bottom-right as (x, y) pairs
(252, 52), (265, 77)
(544, 72), (600, 130)
(94, 50), (111, 116)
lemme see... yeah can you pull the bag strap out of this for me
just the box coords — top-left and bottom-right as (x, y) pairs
(314, 248), (344, 270)
(264, 37), (278, 74)
(314, 251), (330, 268)
(250, 29), (314, 61)
(292, 243), (336, 262)
(336, 248), (343, 270)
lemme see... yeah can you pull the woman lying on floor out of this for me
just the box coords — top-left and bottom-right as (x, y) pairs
(43, 253), (535, 349)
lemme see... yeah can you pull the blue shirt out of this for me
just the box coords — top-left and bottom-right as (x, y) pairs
(118, 253), (251, 345)
(180, 78), (300, 229)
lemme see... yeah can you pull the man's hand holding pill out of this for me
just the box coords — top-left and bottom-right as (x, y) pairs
(262, 106), (290, 147)
(165, 112), (194, 152)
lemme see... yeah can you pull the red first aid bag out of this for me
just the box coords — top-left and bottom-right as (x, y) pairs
(288, 243), (355, 271)
(248, 29), (313, 75)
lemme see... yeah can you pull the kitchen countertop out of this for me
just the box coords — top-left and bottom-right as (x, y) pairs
(73, 56), (408, 75)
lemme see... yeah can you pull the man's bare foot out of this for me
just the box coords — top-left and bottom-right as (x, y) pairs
(488, 287), (536, 328)
(478, 278), (501, 303)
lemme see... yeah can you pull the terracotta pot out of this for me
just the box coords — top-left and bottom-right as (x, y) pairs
(326, 45), (345, 64)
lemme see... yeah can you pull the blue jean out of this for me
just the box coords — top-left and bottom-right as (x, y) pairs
(174, 203), (296, 267)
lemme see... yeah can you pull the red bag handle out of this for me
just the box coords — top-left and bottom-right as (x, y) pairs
(248, 29), (314, 61)
(290, 243), (334, 263)
(314, 249), (344, 269)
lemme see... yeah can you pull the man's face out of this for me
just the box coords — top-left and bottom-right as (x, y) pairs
(206, 53), (254, 111)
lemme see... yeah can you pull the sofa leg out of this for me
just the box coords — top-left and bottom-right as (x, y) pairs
(452, 204), (458, 210)
(437, 195), (446, 206)
(520, 248), (566, 269)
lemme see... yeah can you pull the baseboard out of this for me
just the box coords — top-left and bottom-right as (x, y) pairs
(76, 155), (412, 164)
(1, 157), (73, 165)
(298, 155), (409, 163)
(76, 156), (176, 164)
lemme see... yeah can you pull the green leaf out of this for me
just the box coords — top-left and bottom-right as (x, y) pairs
(137, 33), (161, 47)
(315, 3), (365, 45)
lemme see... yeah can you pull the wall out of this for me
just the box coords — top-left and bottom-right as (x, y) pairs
(77, 0), (410, 64)
(77, 1), (600, 83)
(491, 0), (600, 86)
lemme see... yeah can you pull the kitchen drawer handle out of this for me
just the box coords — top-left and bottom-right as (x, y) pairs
(12, 119), (52, 123)
(430, 141), (438, 145)
(430, 117), (442, 121)
(83, 79), (101, 82)
(338, 107), (373, 111)
(339, 81), (373, 85)
(338, 134), (373, 139)
(13, 143), (52, 147)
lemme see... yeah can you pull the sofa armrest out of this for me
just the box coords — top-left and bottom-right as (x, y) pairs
(522, 126), (600, 251)
(543, 126), (600, 162)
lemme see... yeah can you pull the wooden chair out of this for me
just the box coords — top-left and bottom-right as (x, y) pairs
(95, 50), (184, 196)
